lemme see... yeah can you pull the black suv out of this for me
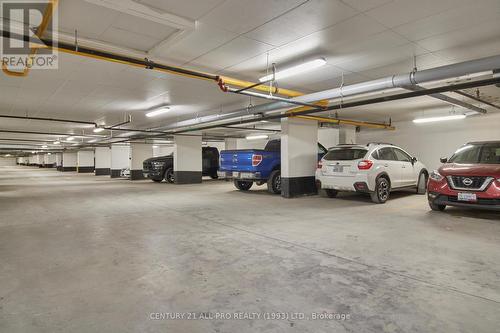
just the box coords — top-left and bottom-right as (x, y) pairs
(143, 146), (220, 183)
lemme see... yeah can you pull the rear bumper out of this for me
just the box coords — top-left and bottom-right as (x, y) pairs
(218, 170), (263, 180)
(315, 171), (373, 192)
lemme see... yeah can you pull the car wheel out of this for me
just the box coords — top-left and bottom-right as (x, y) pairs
(152, 178), (162, 183)
(370, 177), (390, 204)
(165, 168), (174, 183)
(325, 189), (338, 198)
(429, 202), (446, 211)
(416, 172), (427, 194)
(234, 180), (253, 191)
(267, 170), (281, 194)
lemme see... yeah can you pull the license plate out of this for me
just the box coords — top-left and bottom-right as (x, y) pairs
(232, 171), (239, 177)
(240, 172), (254, 179)
(331, 165), (344, 173)
(458, 192), (477, 202)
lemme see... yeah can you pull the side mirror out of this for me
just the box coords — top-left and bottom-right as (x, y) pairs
(440, 157), (448, 163)
(411, 157), (417, 164)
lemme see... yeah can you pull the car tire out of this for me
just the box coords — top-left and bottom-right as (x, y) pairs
(152, 178), (162, 183)
(370, 177), (390, 204)
(325, 189), (338, 198)
(165, 168), (174, 183)
(234, 180), (253, 191)
(416, 172), (427, 194)
(267, 170), (281, 194)
(429, 202), (446, 211)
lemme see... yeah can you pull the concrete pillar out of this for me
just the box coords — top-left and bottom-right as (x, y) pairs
(95, 147), (111, 175)
(62, 152), (77, 172)
(110, 144), (130, 178)
(318, 127), (339, 149)
(130, 143), (152, 180)
(55, 153), (62, 171)
(281, 117), (318, 198)
(153, 145), (174, 157)
(339, 125), (357, 144)
(173, 135), (202, 184)
(77, 150), (95, 173)
(43, 153), (56, 168)
(224, 138), (237, 150)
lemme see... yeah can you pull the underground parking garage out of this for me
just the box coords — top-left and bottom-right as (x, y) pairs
(1, 0), (500, 332)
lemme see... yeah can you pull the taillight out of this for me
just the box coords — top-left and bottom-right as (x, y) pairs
(358, 160), (373, 170)
(252, 154), (263, 166)
(317, 160), (323, 169)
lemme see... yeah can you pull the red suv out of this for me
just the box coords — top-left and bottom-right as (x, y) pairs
(428, 141), (500, 212)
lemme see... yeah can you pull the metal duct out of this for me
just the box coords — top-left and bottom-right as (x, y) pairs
(156, 55), (500, 132)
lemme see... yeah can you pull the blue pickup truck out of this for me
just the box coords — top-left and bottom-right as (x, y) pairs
(219, 139), (327, 194)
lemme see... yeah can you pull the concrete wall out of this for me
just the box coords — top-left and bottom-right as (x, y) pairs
(153, 145), (174, 157)
(0, 157), (17, 166)
(95, 147), (111, 169)
(357, 113), (500, 171)
(111, 145), (130, 170)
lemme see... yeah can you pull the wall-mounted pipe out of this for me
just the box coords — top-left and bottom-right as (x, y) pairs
(0, 129), (104, 138)
(295, 115), (395, 130)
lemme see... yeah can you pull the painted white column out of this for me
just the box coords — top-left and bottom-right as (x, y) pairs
(43, 153), (56, 168)
(130, 143), (152, 180)
(110, 144), (130, 178)
(77, 150), (95, 173)
(318, 127), (339, 149)
(173, 135), (202, 184)
(55, 153), (62, 171)
(95, 147), (111, 175)
(281, 117), (318, 198)
(224, 138), (237, 150)
(62, 152), (77, 172)
(339, 125), (357, 144)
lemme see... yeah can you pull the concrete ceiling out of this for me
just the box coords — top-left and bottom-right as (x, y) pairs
(1, 0), (500, 151)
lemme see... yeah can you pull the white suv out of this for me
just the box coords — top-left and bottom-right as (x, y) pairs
(315, 143), (428, 203)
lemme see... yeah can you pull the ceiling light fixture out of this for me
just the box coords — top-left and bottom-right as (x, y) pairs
(54, 140), (60, 145)
(94, 127), (105, 133)
(41, 145), (48, 148)
(66, 136), (75, 141)
(259, 58), (327, 82)
(146, 106), (170, 118)
(246, 134), (269, 140)
(152, 145), (159, 148)
(413, 114), (467, 124)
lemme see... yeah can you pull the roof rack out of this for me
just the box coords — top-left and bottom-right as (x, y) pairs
(366, 142), (394, 146)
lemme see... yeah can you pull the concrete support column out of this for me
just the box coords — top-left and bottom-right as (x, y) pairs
(281, 117), (318, 198)
(62, 152), (77, 172)
(55, 153), (62, 171)
(339, 125), (357, 144)
(318, 127), (339, 149)
(110, 144), (130, 178)
(77, 150), (95, 173)
(43, 153), (56, 168)
(224, 138), (237, 150)
(174, 135), (202, 184)
(95, 147), (111, 175)
(130, 143), (152, 180)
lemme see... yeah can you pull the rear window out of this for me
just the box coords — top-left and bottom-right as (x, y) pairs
(323, 148), (368, 161)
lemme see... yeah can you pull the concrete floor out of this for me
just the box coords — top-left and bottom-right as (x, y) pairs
(1, 166), (499, 333)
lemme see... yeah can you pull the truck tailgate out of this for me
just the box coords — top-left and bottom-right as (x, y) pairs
(220, 149), (265, 172)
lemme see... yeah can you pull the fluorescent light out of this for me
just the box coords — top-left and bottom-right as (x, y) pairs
(93, 127), (105, 133)
(41, 145), (48, 148)
(54, 141), (60, 145)
(146, 106), (170, 118)
(152, 145), (159, 148)
(259, 58), (326, 82)
(413, 114), (467, 124)
(47, 153), (51, 155)
(66, 136), (75, 141)
(246, 134), (269, 140)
